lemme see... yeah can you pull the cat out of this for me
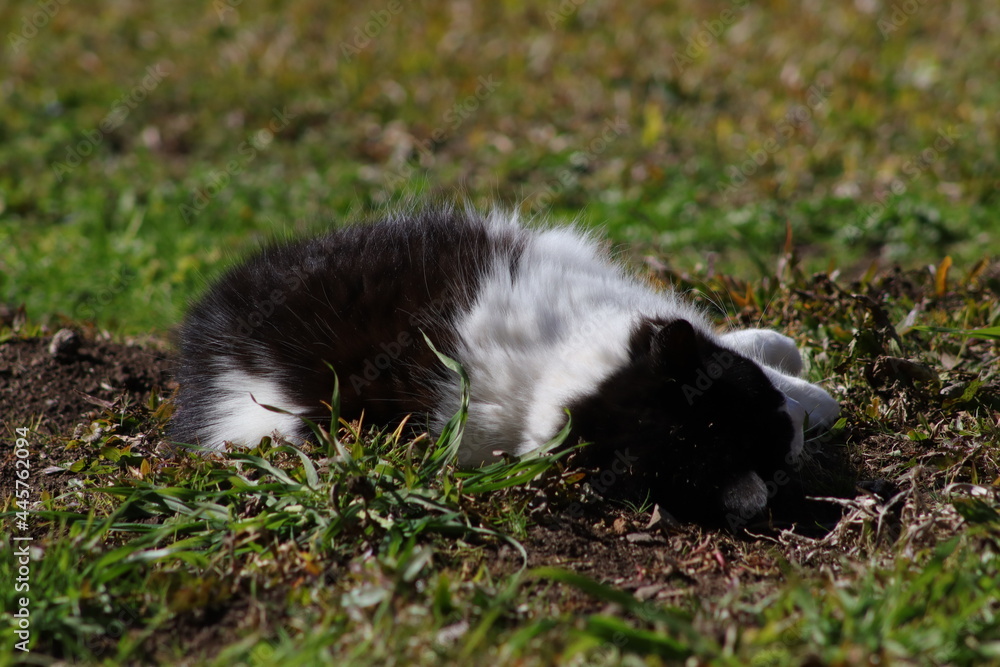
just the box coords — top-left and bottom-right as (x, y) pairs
(169, 206), (840, 524)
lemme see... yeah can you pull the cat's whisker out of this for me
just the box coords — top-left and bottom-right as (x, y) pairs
(756, 289), (781, 329)
(803, 422), (835, 440)
(686, 285), (737, 331)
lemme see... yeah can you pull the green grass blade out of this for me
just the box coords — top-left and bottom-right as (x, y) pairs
(581, 615), (692, 660)
(529, 567), (711, 650)
(910, 325), (1000, 340)
(225, 452), (303, 487)
(322, 362), (342, 460)
(459, 419), (576, 494)
(271, 443), (321, 488)
(420, 331), (469, 476)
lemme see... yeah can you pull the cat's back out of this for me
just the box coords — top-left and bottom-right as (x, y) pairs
(171, 207), (528, 448)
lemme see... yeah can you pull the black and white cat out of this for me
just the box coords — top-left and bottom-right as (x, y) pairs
(170, 207), (840, 523)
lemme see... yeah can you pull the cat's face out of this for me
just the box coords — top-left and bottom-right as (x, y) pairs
(569, 318), (801, 525)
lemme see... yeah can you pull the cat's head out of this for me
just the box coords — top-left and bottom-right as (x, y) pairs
(569, 318), (806, 526)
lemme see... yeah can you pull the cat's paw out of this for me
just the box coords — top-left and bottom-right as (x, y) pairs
(720, 329), (803, 377)
(788, 377), (839, 431)
(764, 369), (840, 437)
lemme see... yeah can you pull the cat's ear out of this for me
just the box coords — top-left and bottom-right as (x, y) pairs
(650, 319), (701, 373)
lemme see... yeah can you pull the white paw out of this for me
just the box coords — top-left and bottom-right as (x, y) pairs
(721, 329), (803, 377)
(764, 367), (841, 432)
(800, 384), (840, 430)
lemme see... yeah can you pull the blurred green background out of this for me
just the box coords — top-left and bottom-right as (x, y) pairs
(1, 1), (997, 333)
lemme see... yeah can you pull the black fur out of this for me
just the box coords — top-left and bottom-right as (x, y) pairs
(171, 208), (525, 445)
(568, 318), (794, 524)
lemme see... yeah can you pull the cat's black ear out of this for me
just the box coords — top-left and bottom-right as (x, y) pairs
(650, 319), (701, 373)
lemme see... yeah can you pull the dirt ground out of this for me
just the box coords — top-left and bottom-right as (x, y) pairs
(0, 330), (172, 503)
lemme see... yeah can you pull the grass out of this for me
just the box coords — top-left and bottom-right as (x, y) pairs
(2, 2), (999, 332)
(2, 0), (1000, 664)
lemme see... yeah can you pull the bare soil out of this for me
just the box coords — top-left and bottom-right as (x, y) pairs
(0, 331), (172, 504)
